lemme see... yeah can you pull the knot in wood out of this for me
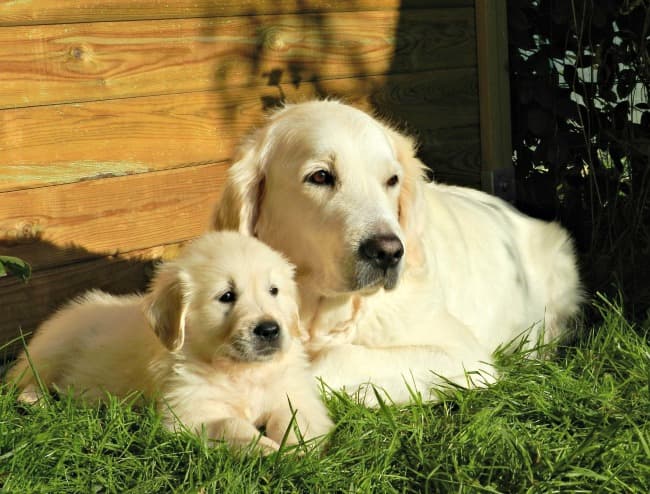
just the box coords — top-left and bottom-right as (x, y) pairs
(70, 46), (84, 60)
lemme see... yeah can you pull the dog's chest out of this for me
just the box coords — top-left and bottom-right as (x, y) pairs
(212, 369), (280, 424)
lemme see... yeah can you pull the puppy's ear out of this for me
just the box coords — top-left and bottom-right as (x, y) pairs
(212, 134), (265, 236)
(386, 128), (427, 267)
(143, 264), (188, 352)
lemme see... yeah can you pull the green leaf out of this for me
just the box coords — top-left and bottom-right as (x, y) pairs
(0, 255), (32, 282)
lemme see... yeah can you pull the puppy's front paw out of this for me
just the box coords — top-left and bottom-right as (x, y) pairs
(17, 385), (45, 406)
(253, 435), (281, 455)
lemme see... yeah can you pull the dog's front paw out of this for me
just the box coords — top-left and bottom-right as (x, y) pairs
(252, 435), (281, 455)
(17, 385), (46, 406)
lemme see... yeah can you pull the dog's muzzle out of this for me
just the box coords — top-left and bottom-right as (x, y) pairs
(355, 233), (404, 290)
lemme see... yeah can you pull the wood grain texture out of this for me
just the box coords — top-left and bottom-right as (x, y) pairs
(0, 9), (475, 109)
(1, 69), (479, 192)
(0, 163), (225, 271)
(0, 1), (473, 26)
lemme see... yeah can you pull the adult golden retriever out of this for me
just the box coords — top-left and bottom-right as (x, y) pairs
(8, 232), (332, 453)
(212, 100), (582, 405)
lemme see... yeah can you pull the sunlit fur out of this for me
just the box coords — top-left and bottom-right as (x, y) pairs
(212, 100), (582, 406)
(8, 232), (332, 453)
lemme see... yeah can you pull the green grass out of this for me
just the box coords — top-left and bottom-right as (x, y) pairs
(1, 297), (649, 493)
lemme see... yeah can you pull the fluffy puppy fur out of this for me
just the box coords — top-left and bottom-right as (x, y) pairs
(212, 100), (583, 406)
(7, 232), (333, 453)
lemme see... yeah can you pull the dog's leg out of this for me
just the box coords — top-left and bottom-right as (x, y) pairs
(265, 409), (302, 447)
(311, 344), (496, 406)
(265, 395), (333, 447)
(6, 353), (53, 404)
(205, 417), (280, 454)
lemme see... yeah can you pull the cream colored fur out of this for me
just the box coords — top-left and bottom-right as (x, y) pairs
(7, 232), (332, 453)
(211, 100), (582, 406)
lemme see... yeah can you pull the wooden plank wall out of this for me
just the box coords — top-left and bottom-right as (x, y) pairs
(0, 0), (479, 356)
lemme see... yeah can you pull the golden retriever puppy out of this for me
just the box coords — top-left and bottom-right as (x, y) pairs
(7, 232), (333, 453)
(212, 100), (582, 405)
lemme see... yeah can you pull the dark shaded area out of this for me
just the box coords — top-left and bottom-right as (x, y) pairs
(383, 1), (481, 186)
(508, 0), (650, 321)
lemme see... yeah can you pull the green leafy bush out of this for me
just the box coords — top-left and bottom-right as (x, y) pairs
(508, 0), (650, 320)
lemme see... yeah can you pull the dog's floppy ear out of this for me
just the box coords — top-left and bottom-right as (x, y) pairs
(386, 127), (427, 267)
(212, 133), (265, 236)
(143, 264), (189, 352)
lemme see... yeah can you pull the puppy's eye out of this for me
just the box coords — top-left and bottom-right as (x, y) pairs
(269, 286), (279, 297)
(387, 175), (399, 187)
(217, 291), (237, 304)
(306, 170), (335, 187)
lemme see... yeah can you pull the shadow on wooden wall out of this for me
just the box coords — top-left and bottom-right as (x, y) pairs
(384, 1), (481, 186)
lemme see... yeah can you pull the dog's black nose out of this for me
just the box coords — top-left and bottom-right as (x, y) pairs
(253, 320), (280, 341)
(359, 234), (404, 270)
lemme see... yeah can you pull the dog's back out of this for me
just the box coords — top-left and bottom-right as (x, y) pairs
(7, 290), (163, 403)
(429, 183), (582, 348)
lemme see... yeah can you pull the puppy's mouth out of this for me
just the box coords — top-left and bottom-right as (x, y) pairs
(226, 320), (284, 362)
(352, 234), (404, 292)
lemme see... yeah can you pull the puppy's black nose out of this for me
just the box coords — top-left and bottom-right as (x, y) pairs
(253, 320), (280, 341)
(359, 234), (404, 270)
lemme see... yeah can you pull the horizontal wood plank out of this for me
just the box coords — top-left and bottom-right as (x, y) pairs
(418, 126), (481, 188)
(0, 9), (476, 109)
(0, 163), (225, 271)
(0, 1), (473, 26)
(0, 68), (479, 192)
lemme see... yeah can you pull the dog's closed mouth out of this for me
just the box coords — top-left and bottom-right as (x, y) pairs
(381, 268), (400, 290)
(354, 261), (401, 292)
(254, 344), (282, 359)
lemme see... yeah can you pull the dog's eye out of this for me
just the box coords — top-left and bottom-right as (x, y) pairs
(217, 291), (237, 304)
(386, 175), (399, 187)
(269, 286), (279, 296)
(306, 170), (335, 187)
